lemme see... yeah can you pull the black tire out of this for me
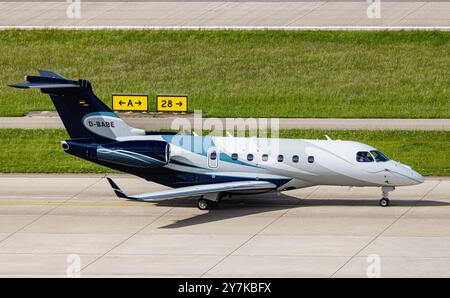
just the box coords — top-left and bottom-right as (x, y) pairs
(379, 198), (390, 207)
(198, 199), (209, 210)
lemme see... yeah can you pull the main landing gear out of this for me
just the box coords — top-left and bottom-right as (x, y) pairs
(197, 193), (222, 210)
(197, 198), (218, 210)
(380, 186), (395, 207)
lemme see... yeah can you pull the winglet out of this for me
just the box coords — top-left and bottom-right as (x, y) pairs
(106, 177), (129, 199)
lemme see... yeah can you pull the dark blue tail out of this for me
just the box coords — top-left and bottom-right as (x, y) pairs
(9, 70), (141, 140)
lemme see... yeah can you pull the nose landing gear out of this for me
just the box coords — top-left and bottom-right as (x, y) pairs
(380, 186), (395, 207)
(379, 197), (390, 207)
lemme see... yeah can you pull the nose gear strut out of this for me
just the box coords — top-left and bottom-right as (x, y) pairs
(380, 186), (395, 207)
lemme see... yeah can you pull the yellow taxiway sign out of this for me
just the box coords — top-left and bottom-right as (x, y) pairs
(112, 94), (148, 111)
(156, 95), (188, 112)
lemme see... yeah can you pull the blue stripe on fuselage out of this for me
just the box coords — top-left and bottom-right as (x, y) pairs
(162, 134), (259, 168)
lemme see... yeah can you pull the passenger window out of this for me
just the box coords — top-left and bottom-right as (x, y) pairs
(356, 151), (374, 162)
(247, 154), (254, 161)
(231, 153), (238, 160)
(277, 155), (284, 162)
(292, 155), (299, 163)
(370, 150), (389, 162)
(308, 156), (314, 163)
(261, 154), (268, 161)
(210, 151), (217, 160)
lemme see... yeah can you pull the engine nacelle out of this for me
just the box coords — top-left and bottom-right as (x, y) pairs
(97, 140), (170, 168)
(62, 139), (170, 168)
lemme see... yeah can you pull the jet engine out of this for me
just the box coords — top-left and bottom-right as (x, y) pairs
(62, 140), (170, 168)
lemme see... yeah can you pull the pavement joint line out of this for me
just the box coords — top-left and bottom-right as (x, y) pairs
(304, 185), (321, 200)
(196, 188), (322, 277)
(393, 1), (428, 26)
(185, 1), (229, 26)
(328, 179), (442, 278)
(80, 2), (121, 26)
(198, 186), (321, 277)
(199, 207), (294, 277)
(0, 175), (106, 247)
(286, 1), (327, 26)
(22, 1), (64, 25)
(79, 203), (175, 274)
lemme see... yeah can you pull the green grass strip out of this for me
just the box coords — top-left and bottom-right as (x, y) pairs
(1, 30), (449, 118)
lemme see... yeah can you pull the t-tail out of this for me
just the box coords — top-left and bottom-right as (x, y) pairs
(9, 70), (145, 140)
(9, 71), (169, 179)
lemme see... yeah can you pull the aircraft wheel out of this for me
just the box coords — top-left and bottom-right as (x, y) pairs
(379, 198), (390, 207)
(198, 199), (209, 210)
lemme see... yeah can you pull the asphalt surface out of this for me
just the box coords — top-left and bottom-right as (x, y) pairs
(0, 174), (449, 277)
(2, 112), (450, 130)
(0, 1), (449, 29)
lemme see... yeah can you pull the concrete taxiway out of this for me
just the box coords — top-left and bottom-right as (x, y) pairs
(0, 174), (449, 277)
(1, 112), (450, 131)
(0, 1), (449, 29)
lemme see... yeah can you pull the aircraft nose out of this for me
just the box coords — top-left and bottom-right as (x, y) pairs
(389, 162), (424, 185)
(410, 169), (424, 184)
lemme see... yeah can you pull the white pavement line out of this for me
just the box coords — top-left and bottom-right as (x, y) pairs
(0, 175), (106, 246)
(80, 205), (175, 274)
(199, 185), (321, 277)
(328, 180), (442, 278)
(1, 25), (450, 31)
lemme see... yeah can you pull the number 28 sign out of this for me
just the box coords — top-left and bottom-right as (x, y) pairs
(156, 95), (188, 112)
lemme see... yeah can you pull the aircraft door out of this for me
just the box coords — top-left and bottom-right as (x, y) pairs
(207, 147), (219, 168)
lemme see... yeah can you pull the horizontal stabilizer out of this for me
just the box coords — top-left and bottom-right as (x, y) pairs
(8, 70), (82, 91)
(106, 177), (128, 199)
(106, 178), (277, 202)
(8, 82), (79, 89)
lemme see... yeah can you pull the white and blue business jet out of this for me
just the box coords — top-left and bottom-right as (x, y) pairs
(10, 71), (424, 210)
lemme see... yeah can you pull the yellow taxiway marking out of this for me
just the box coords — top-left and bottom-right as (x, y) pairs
(0, 201), (156, 207)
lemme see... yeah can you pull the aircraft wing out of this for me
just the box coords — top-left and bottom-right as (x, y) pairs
(106, 177), (276, 201)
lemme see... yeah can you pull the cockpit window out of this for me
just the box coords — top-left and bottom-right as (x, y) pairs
(370, 150), (390, 162)
(356, 151), (374, 162)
